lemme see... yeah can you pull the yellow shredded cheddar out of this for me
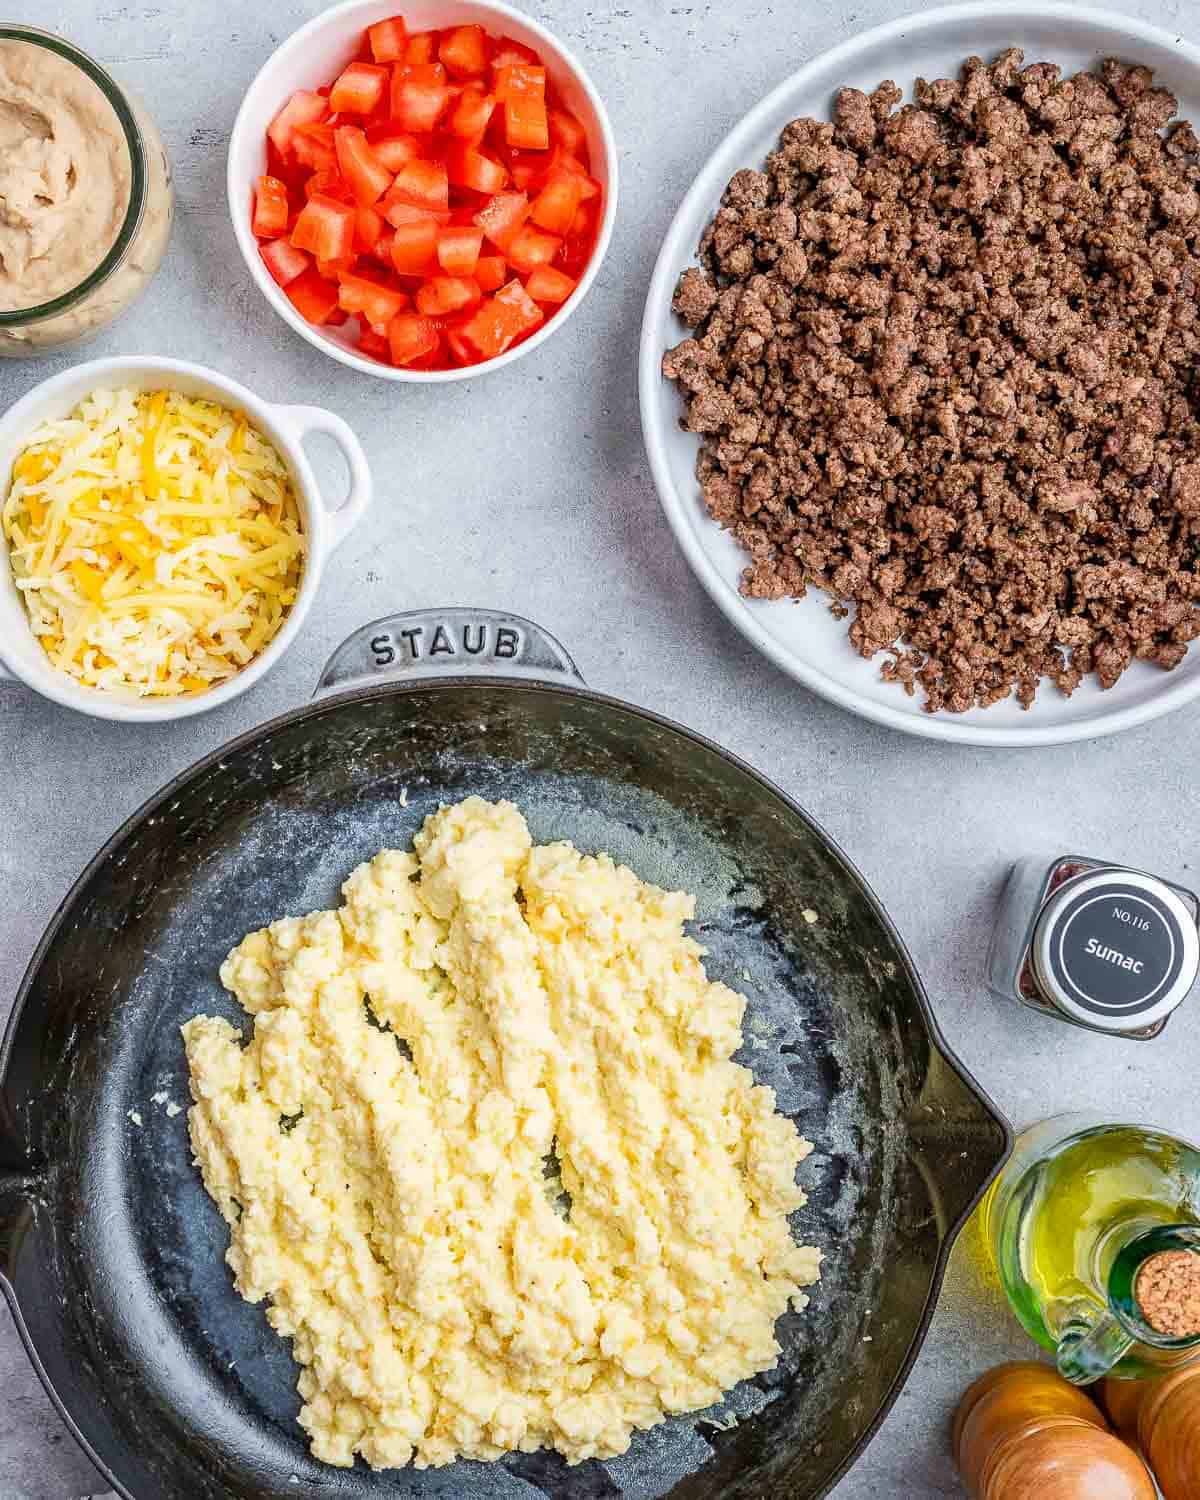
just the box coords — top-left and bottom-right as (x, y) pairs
(2, 387), (305, 698)
(69, 559), (106, 605)
(141, 389), (167, 500)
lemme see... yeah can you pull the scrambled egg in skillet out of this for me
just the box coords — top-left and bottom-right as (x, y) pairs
(182, 797), (821, 1470)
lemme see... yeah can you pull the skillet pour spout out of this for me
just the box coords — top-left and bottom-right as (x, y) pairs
(0, 613), (1011, 1500)
(908, 1046), (1015, 1242)
(0, 1169), (39, 1276)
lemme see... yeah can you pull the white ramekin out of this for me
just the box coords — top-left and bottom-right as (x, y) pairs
(0, 356), (372, 722)
(228, 0), (618, 383)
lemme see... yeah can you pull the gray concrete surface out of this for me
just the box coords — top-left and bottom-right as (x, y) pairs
(1, 0), (1197, 1495)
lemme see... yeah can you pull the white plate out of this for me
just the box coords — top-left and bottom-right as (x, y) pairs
(640, 2), (1200, 747)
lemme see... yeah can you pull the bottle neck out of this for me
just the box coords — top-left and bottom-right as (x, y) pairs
(1056, 1222), (1200, 1385)
(1109, 1223), (1200, 1347)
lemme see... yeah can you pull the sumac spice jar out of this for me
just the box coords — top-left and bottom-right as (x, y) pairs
(987, 856), (1200, 1039)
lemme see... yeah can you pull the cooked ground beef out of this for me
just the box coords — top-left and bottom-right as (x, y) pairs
(662, 50), (1200, 713)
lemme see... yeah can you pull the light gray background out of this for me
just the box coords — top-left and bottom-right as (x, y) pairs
(1, 0), (1197, 1496)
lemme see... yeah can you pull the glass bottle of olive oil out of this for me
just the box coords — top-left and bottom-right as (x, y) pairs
(984, 1114), (1200, 1383)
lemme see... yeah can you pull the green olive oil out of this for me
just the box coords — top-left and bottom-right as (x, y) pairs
(984, 1115), (1200, 1381)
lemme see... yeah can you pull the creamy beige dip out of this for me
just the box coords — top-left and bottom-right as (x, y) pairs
(0, 37), (131, 312)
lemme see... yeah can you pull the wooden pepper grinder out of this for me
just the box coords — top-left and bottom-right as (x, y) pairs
(1102, 1361), (1200, 1500)
(954, 1362), (1157, 1499)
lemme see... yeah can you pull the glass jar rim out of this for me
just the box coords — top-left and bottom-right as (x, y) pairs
(0, 26), (146, 325)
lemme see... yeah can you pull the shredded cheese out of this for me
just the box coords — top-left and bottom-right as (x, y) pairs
(2, 387), (305, 698)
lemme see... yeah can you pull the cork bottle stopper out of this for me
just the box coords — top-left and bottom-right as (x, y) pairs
(1135, 1249), (1200, 1339)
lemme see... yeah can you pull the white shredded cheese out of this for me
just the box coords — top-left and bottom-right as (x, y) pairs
(2, 386), (305, 698)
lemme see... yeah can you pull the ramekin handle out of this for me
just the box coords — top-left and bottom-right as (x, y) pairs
(269, 404), (372, 550)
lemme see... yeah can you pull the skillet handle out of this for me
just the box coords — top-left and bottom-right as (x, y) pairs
(314, 609), (586, 696)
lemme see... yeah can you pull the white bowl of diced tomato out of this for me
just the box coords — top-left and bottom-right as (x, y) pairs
(228, 0), (617, 378)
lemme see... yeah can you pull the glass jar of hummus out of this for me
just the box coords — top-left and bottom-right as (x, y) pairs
(0, 27), (173, 355)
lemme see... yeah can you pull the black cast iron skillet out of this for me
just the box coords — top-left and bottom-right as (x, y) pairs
(0, 609), (1011, 1500)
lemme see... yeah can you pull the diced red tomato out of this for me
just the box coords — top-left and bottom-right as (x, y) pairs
(495, 65), (548, 150)
(367, 15), (407, 62)
(334, 126), (393, 206)
(493, 62), (545, 104)
(317, 254), (356, 279)
(456, 277), (540, 359)
(252, 175), (290, 237)
(404, 30), (438, 64)
(548, 107), (587, 156)
(473, 191), (529, 250)
(393, 59), (447, 86)
(448, 83), (495, 139)
(389, 312), (440, 365)
(266, 138), (307, 192)
(529, 168), (583, 234)
(437, 224), (483, 274)
(372, 226), (396, 263)
(505, 93), (548, 150)
(337, 271), (409, 325)
(357, 324), (392, 360)
(290, 193), (356, 261)
(557, 197), (599, 273)
(415, 276), (481, 315)
(391, 63), (450, 131)
(285, 266), (340, 323)
(384, 198), (444, 226)
(495, 276), (544, 332)
(444, 141), (508, 194)
(267, 90), (328, 158)
(292, 121), (338, 173)
(473, 254), (506, 291)
(446, 327), (475, 364)
(457, 297), (519, 359)
(545, 146), (601, 199)
(304, 169), (353, 202)
(506, 225), (560, 274)
(260, 237), (310, 287)
(490, 37), (539, 69)
(381, 159), (449, 223)
(366, 128), (422, 172)
(525, 265), (576, 303)
(329, 61), (389, 114)
(506, 149), (545, 192)
(388, 215), (440, 273)
(568, 202), (594, 239)
(355, 203), (385, 253)
(254, 16), (600, 367)
(440, 24), (488, 77)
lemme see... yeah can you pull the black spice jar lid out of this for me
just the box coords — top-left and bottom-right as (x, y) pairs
(1031, 868), (1199, 1034)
